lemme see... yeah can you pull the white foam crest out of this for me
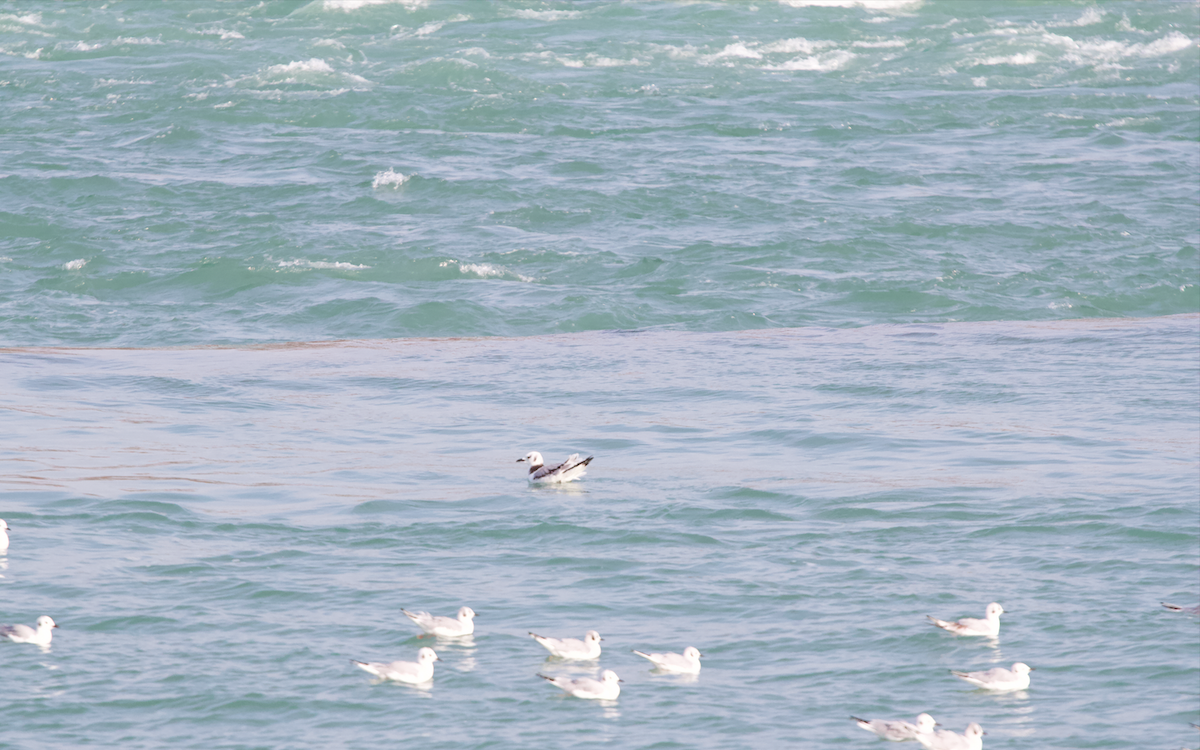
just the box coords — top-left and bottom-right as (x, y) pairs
(852, 39), (907, 48)
(554, 52), (644, 68)
(95, 78), (154, 86)
(63, 259), (87, 271)
(240, 57), (372, 89)
(114, 36), (164, 46)
(712, 42), (763, 60)
(414, 21), (444, 36)
(441, 260), (535, 282)
(760, 37), (835, 55)
(277, 259), (371, 270)
(1047, 30), (1194, 66)
(1071, 8), (1104, 27)
(0, 12), (42, 25)
(72, 41), (103, 52)
(320, 0), (428, 10)
(764, 49), (855, 71)
(214, 101), (236, 109)
(1099, 116), (1159, 128)
(971, 76), (988, 87)
(779, 0), (921, 9)
(510, 9), (584, 21)
(977, 51), (1040, 66)
(372, 168), (411, 189)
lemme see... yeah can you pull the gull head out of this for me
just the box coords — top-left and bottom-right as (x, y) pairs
(0, 519), (7, 531)
(964, 723), (985, 739)
(986, 602), (1005, 618)
(457, 606), (477, 622)
(1011, 662), (1033, 675)
(600, 670), (621, 684)
(585, 630), (601, 644)
(36, 616), (58, 631)
(915, 714), (937, 733)
(683, 646), (702, 661)
(417, 647), (440, 664)
(517, 451), (544, 467)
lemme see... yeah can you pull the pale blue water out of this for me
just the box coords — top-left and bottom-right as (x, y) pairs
(0, 2), (1197, 749)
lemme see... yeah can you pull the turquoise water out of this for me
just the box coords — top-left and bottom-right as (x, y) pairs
(1, 2), (1198, 749)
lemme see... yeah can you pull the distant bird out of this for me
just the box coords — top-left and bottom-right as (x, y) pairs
(517, 452), (593, 484)
(632, 646), (703, 674)
(0, 616), (57, 646)
(851, 713), (938, 741)
(402, 606), (476, 637)
(0, 519), (8, 552)
(538, 669), (622, 700)
(916, 723), (985, 750)
(951, 661), (1033, 691)
(352, 647), (440, 684)
(530, 630), (602, 660)
(1162, 602), (1200, 616)
(927, 602), (1004, 637)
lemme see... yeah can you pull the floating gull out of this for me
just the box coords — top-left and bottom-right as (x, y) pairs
(538, 669), (622, 700)
(402, 606), (476, 637)
(952, 661), (1033, 691)
(0, 615), (57, 646)
(0, 519), (7, 552)
(1162, 602), (1200, 616)
(530, 630), (602, 660)
(927, 602), (1004, 637)
(851, 713), (938, 742)
(632, 646), (703, 674)
(517, 452), (593, 484)
(916, 723), (985, 750)
(352, 647), (440, 684)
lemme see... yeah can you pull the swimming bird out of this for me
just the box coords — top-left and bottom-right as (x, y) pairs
(915, 723), (985, 750)
(951, 661), (1033, 691)
(0, 519), (8, 552)
(851, 713), (938, 741)
(632, 646), (703, 674)
(927, 602), (1004, 637)
(0, 616), (57, 646)
(538, 669), (621, 700)
(352, 647), (440, 684)
(402, 606), (476, 637)
(530, 630), (602, 660)
(1162, 602), (1200, 616)
(517, 452), (593, 484)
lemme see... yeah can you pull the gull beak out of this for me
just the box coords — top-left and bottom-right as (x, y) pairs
(54, 624), (60, 628)
(1028, 667), (1036, 670)
(435, 657), (442, 662)
(516, 458), (525, 463)
(617, 679), (624, 683)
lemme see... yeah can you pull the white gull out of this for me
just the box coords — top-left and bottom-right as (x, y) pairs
(852, 713), (938, 741)
(530, 630), (602, 660)
(402, 606), (476, 637)
(633, 646), (703, 674)
(916, 723), (985, 750)
(952, 661), (1033, 691)
(352, 647), (440, 684)
(517, 451), (593, 484)
(538, 669), (621, 700)
(1, 615), (57, 646)
(927, 602), (1004, 637)
(0, 519), (8, 552)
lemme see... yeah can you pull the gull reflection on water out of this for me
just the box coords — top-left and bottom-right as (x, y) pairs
(432, 635), (476, 673)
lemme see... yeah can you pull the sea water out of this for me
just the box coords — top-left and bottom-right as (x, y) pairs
(0, 2), (1197, 749)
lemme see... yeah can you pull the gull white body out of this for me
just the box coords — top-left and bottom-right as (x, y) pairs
(852, 713), (937, 741)
(0, 519), (8, 552)
(530, 630), (602, 660)
(952, 661), (1033, 692)
(916, 723), (985, 750)
(927, 602), (1004, 637)
(0, 616), (57, 646)
(538, 669), (621, 700)
(402, 606), (476, 637)
(352, 647), (440, 684)
(517, 451), (593, 484)
(633, 646), (703, 674)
